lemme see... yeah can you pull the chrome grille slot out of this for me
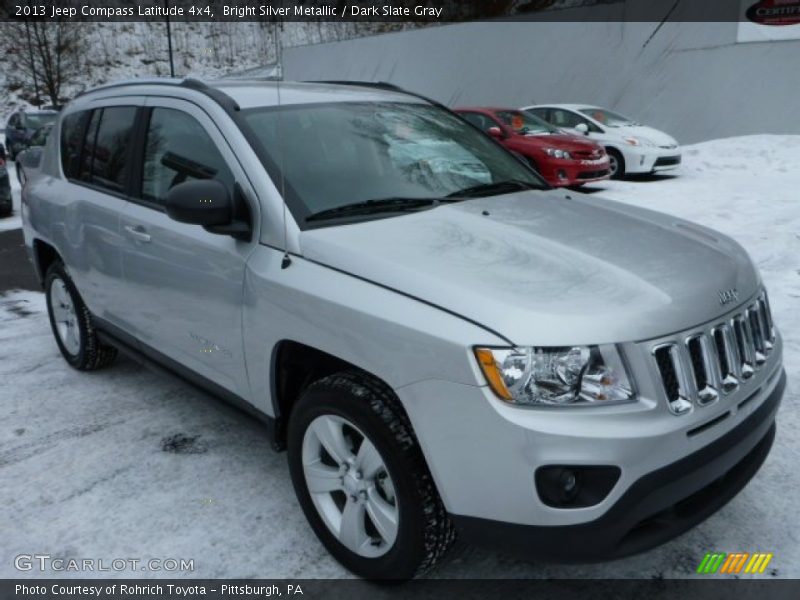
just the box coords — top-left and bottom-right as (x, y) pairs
(733, 315), (756, 380)
(747, 305), (767, 366)
(654, 344), (692, 415)
(712, 324), (739, 393)
(757, 294), (775, 352)
(686, 334), (719, 406)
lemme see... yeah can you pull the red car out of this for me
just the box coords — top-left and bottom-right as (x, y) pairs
(455, 107), (611, 187)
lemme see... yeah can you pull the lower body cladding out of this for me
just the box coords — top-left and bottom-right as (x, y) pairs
(397, 363), (785, 562)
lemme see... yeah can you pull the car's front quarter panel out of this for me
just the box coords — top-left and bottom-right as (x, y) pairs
(242, 244), (507, 416)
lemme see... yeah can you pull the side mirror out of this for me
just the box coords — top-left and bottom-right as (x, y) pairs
(487, 126), (505, 140)
(575, 123), (589, 135)
(20, 148), (43, 170)
(166, 179), (232, 226)
(165, 179), (252, 241)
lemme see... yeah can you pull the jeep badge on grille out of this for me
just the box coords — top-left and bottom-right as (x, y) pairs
(718, 288), (739, 306)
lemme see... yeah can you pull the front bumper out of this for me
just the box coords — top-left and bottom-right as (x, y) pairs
(622, 146), (682, 174)
(538, 157), (611, 187)
(452, 369), (783, 561)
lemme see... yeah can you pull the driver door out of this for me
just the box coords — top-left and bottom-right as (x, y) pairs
(118, 98), (258, 398)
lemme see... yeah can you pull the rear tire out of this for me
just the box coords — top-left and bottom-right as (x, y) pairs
(45, 261), (117, 370)
(607, 148), (625, 179)
(287, 372), (455, 580)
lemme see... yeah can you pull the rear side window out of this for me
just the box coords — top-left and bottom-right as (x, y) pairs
(60, 111), (90, 178)
(79, 110), (101, 182)
(87, 107), (137, 193)
(140, 107), (234, 205)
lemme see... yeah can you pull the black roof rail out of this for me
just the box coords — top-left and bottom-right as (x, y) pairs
(181, 78), (240, 112)
(304, 80), (449, 110)
(72, 77), (240, 113)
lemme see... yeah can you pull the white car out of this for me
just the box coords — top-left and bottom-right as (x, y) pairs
(521, 104), (681, 179)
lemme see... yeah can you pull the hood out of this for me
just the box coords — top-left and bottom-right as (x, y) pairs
(300, 191), (758, 345)
(517, 133), (601, 152)
(613, 125), (678, 148)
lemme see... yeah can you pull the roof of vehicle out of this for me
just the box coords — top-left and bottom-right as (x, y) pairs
(74, 77), (429, 111)
(21, 108), (59, 115)
(521, 103), (600, 111)
(455, 107), (525, 113)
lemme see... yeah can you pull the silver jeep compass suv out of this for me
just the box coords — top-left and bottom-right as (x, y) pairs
(22, 78), (785, 579)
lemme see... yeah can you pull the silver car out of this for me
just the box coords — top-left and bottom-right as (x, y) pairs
(22, 79), (785, 580)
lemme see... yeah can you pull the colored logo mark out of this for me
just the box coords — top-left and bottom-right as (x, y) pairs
(696, 552), (773, 574)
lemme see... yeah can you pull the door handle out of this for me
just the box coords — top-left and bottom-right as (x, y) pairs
(124, 225), (151, 243)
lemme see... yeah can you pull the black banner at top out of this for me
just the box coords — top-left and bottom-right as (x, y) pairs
(0, 0), (791, 23)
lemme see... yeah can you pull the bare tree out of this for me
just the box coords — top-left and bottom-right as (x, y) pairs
(10, 20), (88, 107)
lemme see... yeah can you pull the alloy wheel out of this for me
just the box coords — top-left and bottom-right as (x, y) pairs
(49, 277), (80, 356)
(302, 414), (399, 558)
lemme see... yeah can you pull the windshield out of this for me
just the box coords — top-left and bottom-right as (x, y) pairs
(578, 108), (636, 127)
(240, 102), (546, 225)
(495, 110), (559, 135)
(25, 113), (57, 130)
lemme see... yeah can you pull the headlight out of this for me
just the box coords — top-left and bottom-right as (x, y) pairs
(543, 148), (572, 159)
(624, 136), (656, 147)
(474, 345), (635, 407)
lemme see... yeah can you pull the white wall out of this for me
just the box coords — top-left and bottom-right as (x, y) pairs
(284, 20), (800, 144)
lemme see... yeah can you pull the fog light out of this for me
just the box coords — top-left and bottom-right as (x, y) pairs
(558, 170), (568, 180)
(640, 155), (646, 166)
(536, 465), (621, 508)
(559, 469), (579, 502)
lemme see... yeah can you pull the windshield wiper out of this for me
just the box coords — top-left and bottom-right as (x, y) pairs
(446, 179), (539, 199)
(305, 197), (443, 222)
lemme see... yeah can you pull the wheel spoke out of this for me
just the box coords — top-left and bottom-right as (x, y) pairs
(355, 437), (384, 479)
(304, 460), (342, 493)
(65, 321), (81, 354)
(338, 497), (369, 552)
(311, 417), (352, 466)
(365, 489), (399, 545)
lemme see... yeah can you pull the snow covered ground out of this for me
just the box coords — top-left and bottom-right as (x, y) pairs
(1, 135), (798, 579)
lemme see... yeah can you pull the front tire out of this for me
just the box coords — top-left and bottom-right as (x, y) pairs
(607, 148), (625, 179)
(287, 372), (455, 580)
(45, 262), (117, 370)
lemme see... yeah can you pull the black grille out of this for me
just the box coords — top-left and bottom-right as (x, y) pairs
(654, 346), (680, 402)
(687, 337), (708, 391)
(713, 329), (730, 377)
(654, 156), (681, 167)
(577, 169), (610, 180)
(653, 292), (775, 414)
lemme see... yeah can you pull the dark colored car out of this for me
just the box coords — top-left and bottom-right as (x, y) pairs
(5, 109), (58, 160)
(16, 122), (53, 186)
(456, 107), (611, 187)
(0, 151), (11, 217)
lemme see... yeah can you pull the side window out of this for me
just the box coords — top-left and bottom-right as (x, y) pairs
(527, 108), (549, 122)
(460, 112), (496, 133)
(89, 107), (138, 193)
(550, 109), (582, 128)
(60, 111), (90, 179)
(140, 107), (234, 205)
(79, 110), (101, 182)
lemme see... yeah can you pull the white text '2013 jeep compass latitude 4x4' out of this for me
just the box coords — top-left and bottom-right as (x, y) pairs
(22, 79), (785, 580)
